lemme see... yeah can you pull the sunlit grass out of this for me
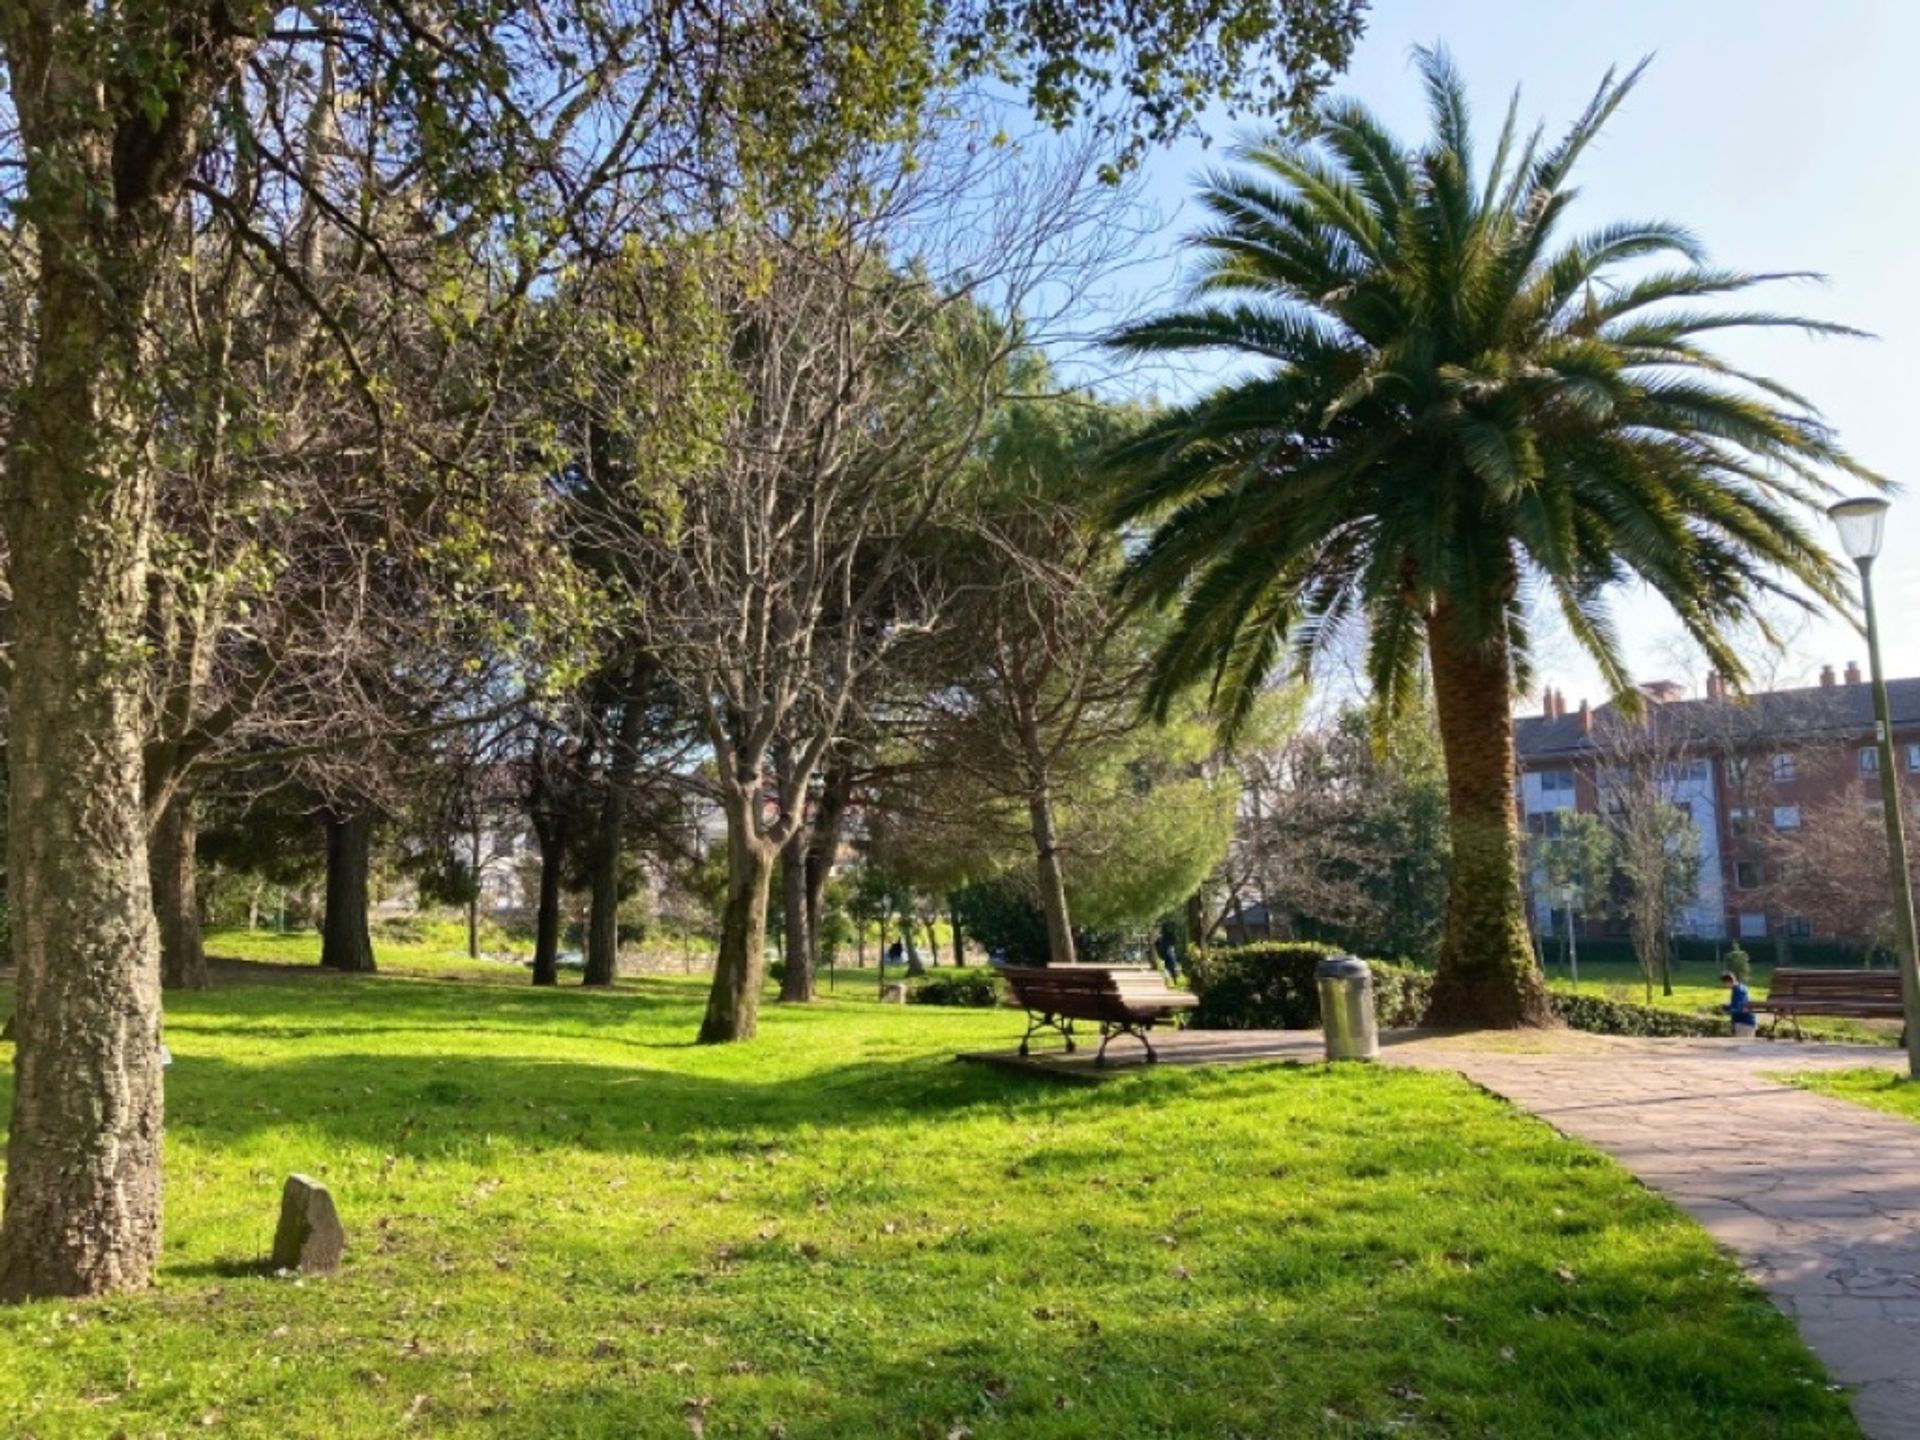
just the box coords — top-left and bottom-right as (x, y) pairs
(0, 965), (1858, 1438)
(1778, 1067), (1920, 1119)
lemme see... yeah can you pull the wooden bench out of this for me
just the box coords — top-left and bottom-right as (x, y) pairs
(1001, 964), (1198, 1065)
(1752, 968), (1906, 1039)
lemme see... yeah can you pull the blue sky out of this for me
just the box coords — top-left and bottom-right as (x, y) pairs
(1109, 0), (1920, 708)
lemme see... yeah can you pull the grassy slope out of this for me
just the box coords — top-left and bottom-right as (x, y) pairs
(0, 969), (1857, 1439)
(1779, 1067), (1920, 1120)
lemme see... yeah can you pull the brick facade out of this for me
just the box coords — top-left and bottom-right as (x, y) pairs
(1514, 670), (1920, 944)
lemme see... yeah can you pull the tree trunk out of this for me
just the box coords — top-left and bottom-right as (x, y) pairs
(1423, 609), (1550, 1028)
(948, 897), (965, 967)
(532, 822), (566, 988)
(1016, 706), (1077, 966)
(0, 278), (166, 1301)
(585, 692), (646, 988)
(778, 835), (815, 1002)
(152, 784), (208, 992)
(1184, 890), (1207, 959)
(699, 804), (776, 1043)
(467, 893), (480, 961)
(902, 910), (925, 975)
(802, 759), (852, 977)
(321, 813), (377, 974)
(583, 828), (620, 987)
(923, 916), (940, 967)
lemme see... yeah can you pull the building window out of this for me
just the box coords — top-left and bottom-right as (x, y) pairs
(1726, 755), (1750, 784)
(1773, 805), (1802, 831)
(1734, 860), (1762, 890)
(1771, 753), (1797, 782)
(1739, 911), (1768, 939)
(1728, 807), (1752, 838)
(1862, 747), (1880, 775)
(1538, 768), (1575, 794)
(1784, 916), (1813, 938)
(1908, 743), (1920, 773)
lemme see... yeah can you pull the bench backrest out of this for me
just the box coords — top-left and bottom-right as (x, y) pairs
(1003, 964), (1185, 1018)
(1764, 968), (1903, 1002)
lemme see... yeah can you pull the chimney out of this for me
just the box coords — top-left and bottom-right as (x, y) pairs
(1542, 688), (1557, 720)
(1577, 699), (1592, 735)
(1552, 688), (1567, 720)
(1821, 664), (1836, 688)
(1705, 672), (1722, 701)
(1845, 660), (1863, 685)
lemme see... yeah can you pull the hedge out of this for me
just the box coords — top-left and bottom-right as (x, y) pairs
(1547, 992), (1726, 1038)
(1540, 934), (1882, 971)
(1186, 942), (1343, 1030)
(1189, 941), (1730, 1039)
(908, 972), (1003, 1008)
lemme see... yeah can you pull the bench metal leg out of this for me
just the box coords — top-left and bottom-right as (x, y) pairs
(1095, 1020), (1156, 1068)
(1019, 1011), (1076, 1057)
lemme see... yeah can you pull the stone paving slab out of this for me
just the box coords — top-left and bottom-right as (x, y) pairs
(1386, 1034), (1916, 1440)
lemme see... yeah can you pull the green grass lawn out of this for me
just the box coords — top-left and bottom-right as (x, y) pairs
(1777, 1067), (1920, 1120)
(0, 965), (1858, 1438)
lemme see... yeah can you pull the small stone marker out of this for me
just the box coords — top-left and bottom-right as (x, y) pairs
(881, 983), (907, 1004)
(271, 1174), (345, 1274)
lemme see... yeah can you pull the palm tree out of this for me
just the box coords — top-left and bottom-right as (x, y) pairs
(1104, 49), (1877, 1027)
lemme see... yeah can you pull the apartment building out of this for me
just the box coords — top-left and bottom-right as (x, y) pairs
(1513, 666), (1920, 944)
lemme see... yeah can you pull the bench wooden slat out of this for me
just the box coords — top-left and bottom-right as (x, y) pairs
(1753, 969), (1907, 1037)
(1002, 964), (1195, 1064)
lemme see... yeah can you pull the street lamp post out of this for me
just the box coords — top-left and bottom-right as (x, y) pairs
(1829, 497), (1920, 1078)
(1561, 882), (1580, 992)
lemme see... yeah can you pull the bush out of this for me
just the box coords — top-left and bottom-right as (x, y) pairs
(1548, 992), (1725, 1038)
(1722, 945), (1751, 981)
(1370, 961), (1433, 1027)
(1187, 941), (1347, 1029)
(1191, 941), (1728, 1038)
(909, 972), (1003, 1008)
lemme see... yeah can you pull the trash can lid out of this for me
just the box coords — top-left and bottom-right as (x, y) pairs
(1315, 954), (1371, 981)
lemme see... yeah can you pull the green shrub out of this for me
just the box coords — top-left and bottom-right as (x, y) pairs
(909, 972), (1003, 1008)
(1188, 941), (1342, 1029)
(1191, 942), (1729, 1038)
(1370, 961), (1433, 1027)
(1722, 945), (1751, 981)
(1548, 992), (1725, 1038)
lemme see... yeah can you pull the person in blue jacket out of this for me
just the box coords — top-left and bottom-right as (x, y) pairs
(1720, 970), (1755, 1033)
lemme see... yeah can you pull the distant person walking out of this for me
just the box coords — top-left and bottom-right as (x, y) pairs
(1154, 927), (1181, 983)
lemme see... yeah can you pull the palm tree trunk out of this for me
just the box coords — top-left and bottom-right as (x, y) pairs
(1423, 611), (1550, 1027)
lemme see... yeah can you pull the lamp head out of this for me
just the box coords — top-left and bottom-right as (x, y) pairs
(1828, 496), (1891, 563)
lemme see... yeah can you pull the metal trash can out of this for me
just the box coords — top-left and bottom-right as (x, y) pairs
(1316, 954), (1379, 1061)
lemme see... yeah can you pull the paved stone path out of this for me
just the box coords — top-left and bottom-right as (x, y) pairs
(1383, 1033), (1919, 1440)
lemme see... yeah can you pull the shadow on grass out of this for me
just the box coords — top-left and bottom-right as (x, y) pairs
(160, 1039), (1196, 1162)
